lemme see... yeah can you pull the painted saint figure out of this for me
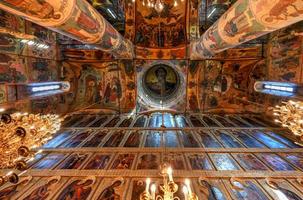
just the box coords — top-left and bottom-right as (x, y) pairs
(3, 0), (60, 19)
(267, 180), (303, 200)
(23, 179), (59, 200)
(56, 179), (93, 200)
(97, 180), (123, 200)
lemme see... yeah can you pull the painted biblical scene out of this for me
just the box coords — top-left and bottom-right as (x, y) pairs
(162, 153), (185, 170)
(111, 154), (136, 170)
(209, 153), (239, 170)
(94, 178), (127, 200)
(135, 46), (187, 59)
(179, 131), (200, 148)
(119, 60), (136, 112)
(258, 179), (303, 200)
(57, 153), (89, 169)
(137, 153), (160, 170)
(61, 61), (125, 112)
(20, 176), (66, 200)
(31, 153), (65, 169)
(26, 21), (57, 59)
(256, 153), (295, 171)
(187, 154), (213, 170)
(0, 176), (35, 200)
(0, 10), (25, 55)
(27, 58), (58, 82)
(0, 53), (27, 83)
(187, 61), (201, 112)
(279, 153), (303, 170)
(143, 64), (179, 98)
(84, 154), (111, 170)
(103, 130), (125, 147)
(124, 131), (142, 147)
(55, 177), (97, 200)
(233, 153), (268, 171)
(224, 179), (270, 200)
(195, 179), (228, 200)
(135, 0), (186, 48)
(200, 59), (264, 113)
(268, 22), (303, 83)
(59, 130), (92, 148)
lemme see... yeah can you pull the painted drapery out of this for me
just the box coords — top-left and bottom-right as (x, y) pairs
(191, 0), (303, 59)
(0, 0), (134, 58)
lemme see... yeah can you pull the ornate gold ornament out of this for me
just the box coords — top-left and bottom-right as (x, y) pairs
(273, 100), (303, 140)
(0, 112), (62, 186)
(140, 164), (198, 200)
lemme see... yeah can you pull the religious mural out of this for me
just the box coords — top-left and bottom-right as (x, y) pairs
(144, 64), (179, 98)
(21, 176), (63, 200)
(261, 179), (303, 200)
(84, 154), (111, 170)
(225, 179), (270, 200)
(32, 153), (65, 169)
(137, 153), (160, 170)
(111, 154), (135, 169)
(136, 60), (187, 112)
(0, 53), (27, 83)
(61, 61), (127, 112)
(0, 176), (34, 199)
(268, 21), (303, 83)
(26, 22), (57, 59)
(188, 154), (213, 170)
(0, 10), (25, 54)
(55, 177), (96, 200)
(196, 59), (268, 113)
(124, 131), (142, 147)
(119, 60), (136, 112)
(57, 153), (89, 169)
(94, 178), (126, 199)
(195, 178), (229, 200)
(135, 0), (186, 48)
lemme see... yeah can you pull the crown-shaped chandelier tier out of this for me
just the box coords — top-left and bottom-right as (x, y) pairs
(0, 112), (62, 186)
(273, 100), (303, 140)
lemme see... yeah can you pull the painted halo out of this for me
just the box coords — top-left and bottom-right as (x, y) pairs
(138, 61), (186, 109)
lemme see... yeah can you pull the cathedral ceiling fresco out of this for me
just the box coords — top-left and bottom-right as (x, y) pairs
(0, 6), (302, 116)
(135, 0), (186, 48)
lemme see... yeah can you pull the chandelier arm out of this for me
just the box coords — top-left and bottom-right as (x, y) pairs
(155, 195), (164, 200)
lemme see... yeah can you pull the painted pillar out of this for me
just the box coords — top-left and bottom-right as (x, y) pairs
(0, 0), (134, 58)
(190, 0), (303, 59)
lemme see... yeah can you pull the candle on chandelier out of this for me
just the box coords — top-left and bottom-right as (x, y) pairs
(182, 185), (189, 200)
(146, 178), (151, 192)
(167, 166), (173, 182)
(185, 179), (192, 195)
(151, 184), (156, 199)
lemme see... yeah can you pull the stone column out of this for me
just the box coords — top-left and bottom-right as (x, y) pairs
(191, 0), (303, 59)
(0, 0), (134, 58)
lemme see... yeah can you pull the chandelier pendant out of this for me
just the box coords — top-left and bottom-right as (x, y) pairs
(273, 100), (303, 141)
(0, 111), (62, 186)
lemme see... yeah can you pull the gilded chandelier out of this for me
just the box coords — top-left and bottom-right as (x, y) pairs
(0, 112), (62, 186)
(140, 164), (198, 200)
(273, 100), (303, 140)
(138, 0), (184, 13)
